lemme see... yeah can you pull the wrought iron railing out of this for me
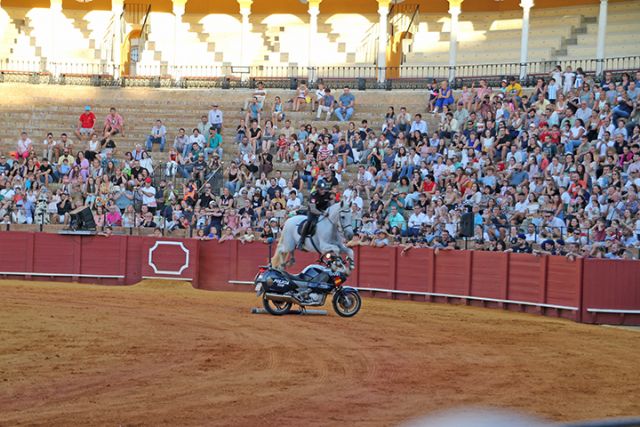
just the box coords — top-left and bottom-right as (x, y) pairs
(1, 56), (638, 89)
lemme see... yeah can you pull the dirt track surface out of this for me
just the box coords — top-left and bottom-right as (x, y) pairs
(0, 280), (638, 426)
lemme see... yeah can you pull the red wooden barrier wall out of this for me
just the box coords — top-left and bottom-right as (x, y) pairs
(0, 232), (638, 325)
(581, 259), (640, 325)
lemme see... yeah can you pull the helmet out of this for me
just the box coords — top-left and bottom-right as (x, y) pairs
(317, 180), (329, 191)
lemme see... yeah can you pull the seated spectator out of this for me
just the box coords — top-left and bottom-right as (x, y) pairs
(205, 127), (223, 160)
(292, 83), (308, 112)
(146, 119), (167, 152)
(243, 81), (267, 112)
(103, 107), (125, 140)
(335, 87), (355, 122)
(316, 88), (335, 120)
(433, 80), (454, 114)
(75, 106), (96, 142)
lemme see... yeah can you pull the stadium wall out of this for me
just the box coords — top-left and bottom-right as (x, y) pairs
(0, 231), (638, 326)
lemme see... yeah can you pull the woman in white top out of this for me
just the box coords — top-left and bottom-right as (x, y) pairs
(566, 119), (586, 154)
(394, 146), (408, 169)
(140, 151), (154, 176)
(255, 172), (270, 197)
(555, 93), (568, 112)
(293, 83), (308, 112)
(122, 205), (136, 228)
(86, 133), (100, 161)
(480, 129), (495, 159)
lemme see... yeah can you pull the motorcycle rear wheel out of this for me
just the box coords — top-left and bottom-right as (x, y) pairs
(262, 296), (293, 315)
(332, 291), (361, 317)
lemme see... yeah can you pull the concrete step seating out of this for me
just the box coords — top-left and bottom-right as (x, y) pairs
(0, 84), (438, 186)
(407, 47), (556, 65)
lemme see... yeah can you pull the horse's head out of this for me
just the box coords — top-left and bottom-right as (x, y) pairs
(335, 200), (354, 240)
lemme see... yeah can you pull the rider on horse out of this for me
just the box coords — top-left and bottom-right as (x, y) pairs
(297, 180), (332, 249)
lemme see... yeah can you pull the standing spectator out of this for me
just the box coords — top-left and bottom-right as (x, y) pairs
(208, 103), (224, 132)
(138, 178), (157, 213)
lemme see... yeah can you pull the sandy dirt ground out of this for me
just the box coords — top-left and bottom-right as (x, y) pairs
(0, 279), (638, 427)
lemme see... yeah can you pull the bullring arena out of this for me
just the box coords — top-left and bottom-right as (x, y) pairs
(1, 0), (640, 425)
(1, 279), (639, 426)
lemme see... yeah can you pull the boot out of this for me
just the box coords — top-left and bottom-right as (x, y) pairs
(296, 234), (305, 249)
(296, 222), (309, 249)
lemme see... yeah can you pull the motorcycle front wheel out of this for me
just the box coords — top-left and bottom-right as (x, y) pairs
(332, 290), (361, 317)
(262, 296), (293, 315)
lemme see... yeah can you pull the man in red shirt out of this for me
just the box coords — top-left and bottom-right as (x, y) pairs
(74, 106), (96, 142)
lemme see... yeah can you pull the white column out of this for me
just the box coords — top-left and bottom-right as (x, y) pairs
(519, 0), (534, 81)
(596, 0), (608, 76)
(173, 2), (185, 79)
(112, 0), (124, 79)
(308, 6), (319, 81)
(50, 0), (62, 74)
(377, 4), (389, 83)
(448, 5), (461, 83)
(240, 8), (251, 66)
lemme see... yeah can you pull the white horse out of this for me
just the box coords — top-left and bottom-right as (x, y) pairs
(271, 200), (354, 269)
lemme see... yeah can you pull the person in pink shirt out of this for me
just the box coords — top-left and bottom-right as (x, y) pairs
(474, 79), (492, 105)
(105, 203), (122, 226)
(103, 107), (125, 140)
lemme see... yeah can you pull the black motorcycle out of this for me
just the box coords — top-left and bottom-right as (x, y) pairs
(254, 253), (362, 317)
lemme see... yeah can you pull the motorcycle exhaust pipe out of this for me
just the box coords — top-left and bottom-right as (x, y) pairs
(264, 293), (300, 304)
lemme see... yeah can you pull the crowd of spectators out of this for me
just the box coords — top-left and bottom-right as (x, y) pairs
(1, 69), (640, 260)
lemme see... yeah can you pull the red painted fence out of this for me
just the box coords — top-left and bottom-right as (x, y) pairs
(0, 232), (638, 325)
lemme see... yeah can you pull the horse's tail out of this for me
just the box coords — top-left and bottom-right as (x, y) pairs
(270, 229), (287, 268)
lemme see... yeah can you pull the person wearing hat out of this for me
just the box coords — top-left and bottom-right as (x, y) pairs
(297, 180), (332, 249)
(508, 233), (532, 254)
(75, 105), (96, 142)
(138, 178), (157, 213)
(208, 103), (224, 132)
(371, 229), (389, 247)
(535, 239), (558, 256)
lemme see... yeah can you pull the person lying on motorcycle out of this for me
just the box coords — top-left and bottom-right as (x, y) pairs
(297, 180), (332, 249)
